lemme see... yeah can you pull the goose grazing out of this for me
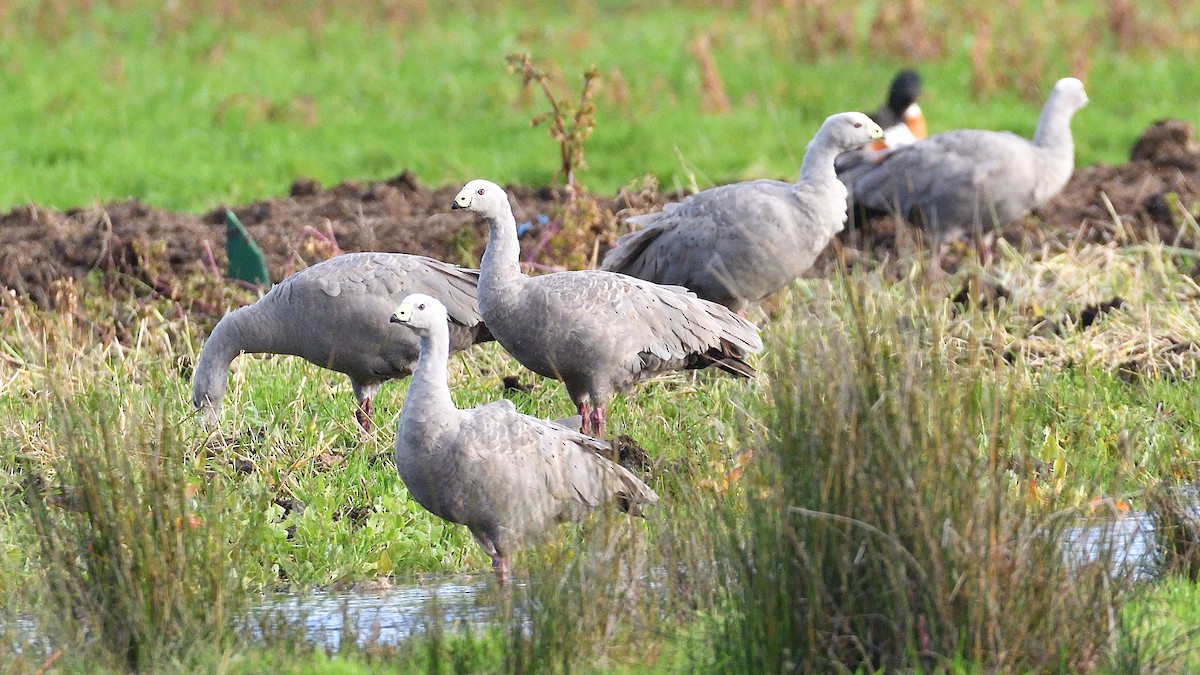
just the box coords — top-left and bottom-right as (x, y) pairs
(842, 77), (1089, 243)
(192, 252), (491, 431)
(599, 112), (884, 312)
(390, 293), (659, 586)
(454, 179), (763, 437)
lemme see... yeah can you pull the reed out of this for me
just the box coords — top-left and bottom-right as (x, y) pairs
(710, 275), (1138, 671)
(19, 388), (265, 670)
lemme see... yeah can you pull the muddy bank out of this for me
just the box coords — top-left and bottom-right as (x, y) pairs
(1, 121), (1197, 309)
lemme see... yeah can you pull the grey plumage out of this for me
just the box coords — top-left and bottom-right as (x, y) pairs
(390, 293), (658, 586)
(192, 252), (491, 430)
(841, 77), (1089, 241)
(454, 179), (764, 436)
(600, 112), (884, 312)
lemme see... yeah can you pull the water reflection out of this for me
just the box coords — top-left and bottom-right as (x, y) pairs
(11, 497), (1196, 653)
(248, 577), (497, 650)
(1061, 513), (1158, 580)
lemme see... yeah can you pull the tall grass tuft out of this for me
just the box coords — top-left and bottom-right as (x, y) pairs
(713, 277), (1134, 671)
(19, 389), (261, 670)
(399, 470), (733, 672)
(1147, 482), (1200, 581)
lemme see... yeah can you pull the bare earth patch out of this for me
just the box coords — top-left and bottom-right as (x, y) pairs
(1, 121), (1198, 312)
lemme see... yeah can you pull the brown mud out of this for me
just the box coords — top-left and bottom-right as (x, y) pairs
(1, 120), (1197, 314)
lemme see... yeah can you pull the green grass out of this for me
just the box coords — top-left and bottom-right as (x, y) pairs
(0, 274), (758, 589)
(1118, 577), (1200, 671)
(0, 1), (1198, 211)
(1, 252), (1199, 670)
(2, 1), (1200, 670)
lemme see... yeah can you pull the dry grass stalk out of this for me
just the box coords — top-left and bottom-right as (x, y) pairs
(506, 52), (600, 201)
(689, 31), (732, 115)
(506, 52), (616, 269)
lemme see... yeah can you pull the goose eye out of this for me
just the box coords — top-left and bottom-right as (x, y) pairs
(853, 122), (863, 128)
(476, 188), (485, 195)
(418, 303), (426, 310)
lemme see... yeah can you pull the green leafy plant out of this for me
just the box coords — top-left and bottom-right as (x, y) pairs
(506, 52), (616, 269)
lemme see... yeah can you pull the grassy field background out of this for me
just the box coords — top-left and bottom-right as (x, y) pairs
(0, 1), (1198, 211)
(2, 0), (1200, 671)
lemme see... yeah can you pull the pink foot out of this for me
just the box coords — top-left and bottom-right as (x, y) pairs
(356, 398), (373, 432)
(492, 556), (511, 587)
(589, 406), (606, 439)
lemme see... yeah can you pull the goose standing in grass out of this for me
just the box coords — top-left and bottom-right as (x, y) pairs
(841, 77), (1089, 243)
(454, 179), (763, 437)
(389, 293), (658, 586)
(599, 112), (884, 312)
(192, 252), (491, 431)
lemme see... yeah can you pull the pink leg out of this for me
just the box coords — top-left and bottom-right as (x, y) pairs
(590, 405), (606, 439)
(355, 397), (373, 432)
(492, 555), (511, 587)
(576, 400), (592, 435)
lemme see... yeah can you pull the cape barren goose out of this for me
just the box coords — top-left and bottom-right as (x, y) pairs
(192, 252), (491, 431)
(600, 112), (884, 311)
(841, 77), (1089, 243)
(390, 293), (658, 586)
(454, 179), (763, 436)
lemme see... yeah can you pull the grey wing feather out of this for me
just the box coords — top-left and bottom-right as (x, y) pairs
(525, 271), (762, 387)
(466, 405), (659, 516)
(543, 270), (762, 356)
(308, 252), (485, 327)
(846, 130), (1041, 233)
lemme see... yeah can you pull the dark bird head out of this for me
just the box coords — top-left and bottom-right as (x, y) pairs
(887, 69), (922, 117)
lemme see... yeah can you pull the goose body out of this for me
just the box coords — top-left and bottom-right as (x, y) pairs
(390, 293), (658, 585)
(600, 112), (884, 311)
(192, 252), (490, 430)
(455, 179), (764, 435)
(841, 77), (1089, 241)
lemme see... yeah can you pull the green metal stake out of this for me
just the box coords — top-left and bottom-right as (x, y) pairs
(224, 209), (270, 286)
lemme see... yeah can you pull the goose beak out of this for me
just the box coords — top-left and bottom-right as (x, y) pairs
(451, 202), (463, 210)
(869, 123), (884, 140)
(391, 303), (413, 324)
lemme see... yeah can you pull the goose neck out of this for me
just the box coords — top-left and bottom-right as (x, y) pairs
(799, 142), (842, 183)
(405, 324), (457, 419)
(193, 306), (272, 406)
(1033, 97), (1075, 152)
(480, 208), (526, 295)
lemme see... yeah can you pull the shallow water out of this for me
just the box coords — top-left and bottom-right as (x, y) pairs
(247, 577), (499, 650)
(1061, 488), (1200, 582)
(1061, 513), (1158, 580)
(7, 497), (1197, 653)
(259, 502), (1199, 649)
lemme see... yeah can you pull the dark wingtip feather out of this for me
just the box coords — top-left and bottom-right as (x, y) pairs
(710, 356), (757, 379)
